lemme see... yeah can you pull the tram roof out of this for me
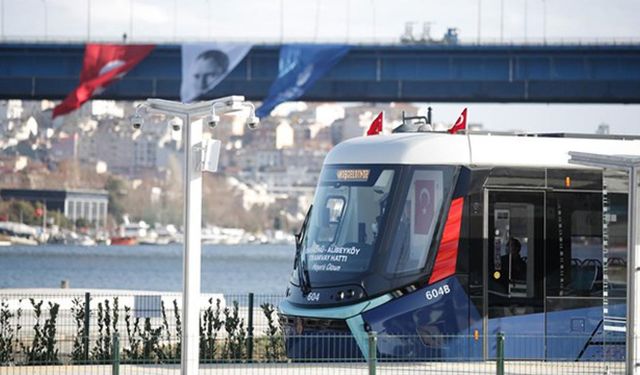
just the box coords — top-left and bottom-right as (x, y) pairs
(325, 132), (640, 168)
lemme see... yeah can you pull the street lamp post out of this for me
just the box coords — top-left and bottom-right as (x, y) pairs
(132, 96), (259, 375)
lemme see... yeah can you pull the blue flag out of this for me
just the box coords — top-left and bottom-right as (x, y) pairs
(256, 44), (350, 117)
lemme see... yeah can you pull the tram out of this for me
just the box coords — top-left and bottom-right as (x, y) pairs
(278, 128), (640, 361)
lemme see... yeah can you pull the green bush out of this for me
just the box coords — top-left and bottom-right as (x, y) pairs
(221, 301), (247, 361)
(200, 298), (223, 361)
(70, 297), (88, 363)
(21, 299), (60, 365)
(0, 300), (22, 365)
(261, 303), (285, 362)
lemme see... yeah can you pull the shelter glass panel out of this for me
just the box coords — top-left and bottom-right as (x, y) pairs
(602, 169), (629, 361)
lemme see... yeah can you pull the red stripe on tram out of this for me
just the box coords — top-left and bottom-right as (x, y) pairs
(428, 197), (464, 284)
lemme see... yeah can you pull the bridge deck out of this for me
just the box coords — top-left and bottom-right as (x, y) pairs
(1, 44), (639, 103)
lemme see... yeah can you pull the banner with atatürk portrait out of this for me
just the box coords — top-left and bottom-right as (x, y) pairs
(180, 43), (252, 103)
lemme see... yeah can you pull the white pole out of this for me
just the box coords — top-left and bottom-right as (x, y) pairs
(173, 0), (177, 42)
(134, 97), (257, 375)
(542, 0), (547, 44)
(280, 0), (284, 43)
(87, 0), (91, 41)
(628, 167), (639, 375)
(370, 0), (376, 44)
(500, 0), (504, 43)
(129, 0), (133, 42)
(523, 0), (527, 43)
(1, 0), (5, 40)
(477, 0), (481, 44)
(41, 0), (48, 40)
(42, 201), (47, 231)
(207, 0), (211, 38)
(345, 0), (350, 44)
(181, 114), (202, 375)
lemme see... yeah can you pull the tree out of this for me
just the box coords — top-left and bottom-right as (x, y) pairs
(8, 200), (36, 225)
(105, 177), (126, 223)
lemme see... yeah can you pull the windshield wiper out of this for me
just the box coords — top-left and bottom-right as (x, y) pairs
(295, 205), (312, 295)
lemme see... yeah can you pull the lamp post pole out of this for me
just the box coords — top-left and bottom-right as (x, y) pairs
(182, 110), (201, 375)
(133, 97), (258, 375)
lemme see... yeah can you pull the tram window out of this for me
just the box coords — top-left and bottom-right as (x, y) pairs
(325, 197), (345, 223)
(315, 196), (346, 243)
(303, 168), (397, 277)
(547, 169), (602, 190)
(546, 193), (603, 297)
(492, 203), (536, 298)
(387, 169), (450, 275)
(488, 192), (544, 320)
(485, 168), (545, 188)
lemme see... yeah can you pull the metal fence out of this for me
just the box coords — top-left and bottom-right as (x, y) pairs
(0, 291), (628, 374)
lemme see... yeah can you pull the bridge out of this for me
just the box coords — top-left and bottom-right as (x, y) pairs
(1, 43), (639, 103)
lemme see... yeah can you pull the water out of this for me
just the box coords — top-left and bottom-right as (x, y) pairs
(0, 244), (294, 295)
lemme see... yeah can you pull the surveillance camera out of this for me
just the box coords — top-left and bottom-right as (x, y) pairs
(131, 115), (143, 129)
(169, 117), (182, 132)
(207, 114), (220, 129)
(245, 115), (260, 130)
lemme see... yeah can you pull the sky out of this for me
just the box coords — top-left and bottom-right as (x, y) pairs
(1, 0), (639, 134)
(2, 0), (640, 43)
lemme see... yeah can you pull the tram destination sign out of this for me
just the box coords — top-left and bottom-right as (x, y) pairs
(336, 169), (370, 181)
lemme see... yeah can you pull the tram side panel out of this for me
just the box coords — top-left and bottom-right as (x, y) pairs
(361, 168), (484, 360)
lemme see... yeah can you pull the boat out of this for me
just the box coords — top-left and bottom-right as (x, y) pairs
(110, 215), (148, 245)
(0, 221), (39, 245)
(110, 236), (138, 246)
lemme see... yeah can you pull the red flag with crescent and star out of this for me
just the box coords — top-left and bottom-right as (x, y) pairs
(414, 179), (435, 234)
(53, 44), (155, 118)
(447, 107), (467, 134)
(366, 111), (384, 136)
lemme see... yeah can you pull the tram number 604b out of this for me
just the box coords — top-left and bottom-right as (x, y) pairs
(425, 284), (451, 301)
(306, 292), (320, 302)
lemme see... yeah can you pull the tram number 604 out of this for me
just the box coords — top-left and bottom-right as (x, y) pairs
(306, 292), (320, 302)
(425, 285), (451, 300)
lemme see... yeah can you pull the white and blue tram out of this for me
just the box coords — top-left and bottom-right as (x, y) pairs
(279, 130), (640, 361)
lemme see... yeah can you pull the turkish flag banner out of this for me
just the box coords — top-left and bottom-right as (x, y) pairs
(53, 44), (155, 118)
(414, 179), (435, 235)
(366, 111), (384, 136)
(447, 108), (467, 134)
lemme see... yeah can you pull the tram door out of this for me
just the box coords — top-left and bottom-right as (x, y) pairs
(486, 191), (545, 359)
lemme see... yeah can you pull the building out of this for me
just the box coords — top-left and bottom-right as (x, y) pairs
(0, 188), (109, 229)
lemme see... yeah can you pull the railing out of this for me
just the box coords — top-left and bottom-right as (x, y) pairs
(0, 291), (628, 374)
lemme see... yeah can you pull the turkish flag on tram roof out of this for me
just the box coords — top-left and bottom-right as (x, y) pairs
(447, 108), (467, 134)
(52, 44), (155, 118)
(366, 111), (384, 136)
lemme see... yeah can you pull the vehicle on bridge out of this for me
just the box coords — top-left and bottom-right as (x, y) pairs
(278, 128), (640, 361)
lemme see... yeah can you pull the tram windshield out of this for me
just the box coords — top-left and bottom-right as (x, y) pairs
(299, 165), (456, 286)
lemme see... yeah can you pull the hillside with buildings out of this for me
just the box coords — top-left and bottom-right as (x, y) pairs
(0, 99), (423, 236)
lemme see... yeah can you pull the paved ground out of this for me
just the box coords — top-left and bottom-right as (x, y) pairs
(0, 361), (626, 375)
